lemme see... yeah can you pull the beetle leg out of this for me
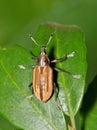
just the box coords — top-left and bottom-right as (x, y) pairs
(18, 64), (35, 69)
(54, 83), (59, 101)
(51, 51), (75, 63)
(28, 82), (32, 90)
(18, 56), (39, 69)
(54, 67), (81, 79)
(27, 83), (34, 99)
(26, 94), (33, 99)
(53, 83), (64, 110)
(28, 82), (34, 94)
(53, 83), (59, 106)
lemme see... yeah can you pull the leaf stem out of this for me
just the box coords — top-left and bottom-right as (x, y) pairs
(68, 115), (76, 130)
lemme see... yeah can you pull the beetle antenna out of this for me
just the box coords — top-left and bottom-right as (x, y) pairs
(29, 34), (39, 46)
(46, 33), (53, 46)
(29, 33), (54, 47)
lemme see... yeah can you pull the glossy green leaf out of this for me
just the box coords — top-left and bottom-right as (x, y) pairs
(32, 22), (87, 116)
(0, 22), (87, 130)
(0, 114), (21, 130)
(0, 45), (66, 130)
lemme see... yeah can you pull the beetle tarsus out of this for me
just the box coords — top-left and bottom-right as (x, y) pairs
(67, 51), (76, 58)
(18, 64), (35, 69)
(26, 95), (33, 99)
(18, 65), (26, 69)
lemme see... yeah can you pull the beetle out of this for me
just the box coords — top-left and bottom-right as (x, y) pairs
(19, 33), (80, 102)
(32, 46), (53, 102)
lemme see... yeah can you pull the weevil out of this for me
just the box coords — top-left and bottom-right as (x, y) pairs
(19, 33), (80, 102)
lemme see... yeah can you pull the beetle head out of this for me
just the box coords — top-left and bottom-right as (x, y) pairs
(41, 46), (47, 55)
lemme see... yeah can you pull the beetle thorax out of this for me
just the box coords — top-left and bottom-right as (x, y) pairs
(39, 53), (50, 66)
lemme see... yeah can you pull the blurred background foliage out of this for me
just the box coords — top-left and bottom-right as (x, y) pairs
(0, 0), (97, 129)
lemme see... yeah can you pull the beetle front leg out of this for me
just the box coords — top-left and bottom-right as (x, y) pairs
(18, 56), (39, 69)
(54, 67), (81, 79)
(51, 51), (75, 63)
(18, 64), (35, 99)
(18, 65), (35, 69)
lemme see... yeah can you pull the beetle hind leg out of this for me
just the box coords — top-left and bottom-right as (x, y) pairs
(53, 83), (63, 110)
(54, 67), (81, 79)
(53, 83), (59, 101)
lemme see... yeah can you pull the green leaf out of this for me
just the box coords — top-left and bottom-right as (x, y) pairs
(0, 114), (21, 130)
(32, 22), (87, 115)
(0, 45), (66, 130)
(0, 22), (87, 130)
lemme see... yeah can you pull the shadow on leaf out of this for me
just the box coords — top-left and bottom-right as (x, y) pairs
(81, 75), (97, 130)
